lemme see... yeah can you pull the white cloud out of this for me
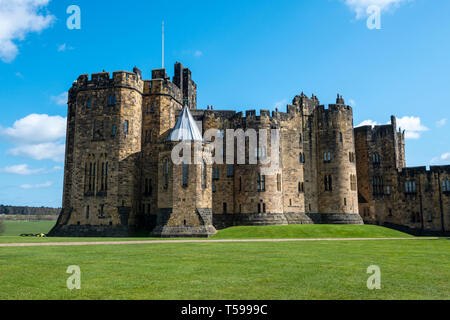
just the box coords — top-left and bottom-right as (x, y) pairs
(0, 114), (66, 162)
(356, 119), (379, 127)
(0, 0), (55, 62)
(431, 152), (450, 165)
(1, 164), (44, 175)
(396, 116), (428, 139)
(274, 99), (287, 110)
(50, 92), (68, 106)
(20, 181), (53, 189)
(436, 118), (447, 128)
(0, 114), (66, 144)
(348, 99), (356, 106)
(57, 43), (73, 52)
(194, 50), (203, 57)
(0, 164), (62, 175)
(343, 0), (412, 19)
(7, 142), (65, 162)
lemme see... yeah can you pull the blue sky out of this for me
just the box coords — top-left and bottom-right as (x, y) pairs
(0, 0), (449, 207)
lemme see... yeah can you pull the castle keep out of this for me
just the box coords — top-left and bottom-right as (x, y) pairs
(49, 63), (450, 237)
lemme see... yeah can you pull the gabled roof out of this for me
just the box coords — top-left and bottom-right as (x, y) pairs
(168, 106), (203, 142)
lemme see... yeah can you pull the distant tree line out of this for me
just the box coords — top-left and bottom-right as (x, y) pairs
(0, 205), (61, 216)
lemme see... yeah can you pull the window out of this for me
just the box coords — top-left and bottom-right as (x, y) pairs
(257, 174), (266, 192)
(344, 198), (347, 206)
(182, 163), (189, 187)
(212, 183), (216, 193)
(163, 159), (169, 189)
(201, 162), (207, 189)
(350, 174), (357, 191)
(258, 203), (261, 213)
(150, 104), (155, 113)
(299, 152), (305, 163)
(87, 99), (91, 109)
(323, 152), (331, 163)
(108, 95), (116, 106)
(339, 132), (343, 142)
(123, 120), (129, 134)
(227, 165), (234, 177)
(298, 182), (304, 193)
(324, 175), (332, 191)
(299, 134), (302, 145)
(223, 203), (227, 214)
(405, 181), (416, 194)
(213, 167), (220, 180)
(277, 174), (282, 192)
(372, 153), (380, 165)
(349, 152), (355, 163)
(263, 203), (266, 213)
(386, 186), (391, 195)
(373, 176), (384, 195)
(443, 179), (450, 192)
(144, 178), (152, 195)
(99, 204), (105, 218)
(112, 125), (117, 137)
(255, 147), (267, 160)
(86, 206), (90, 220)
(239, 177), (242, 192)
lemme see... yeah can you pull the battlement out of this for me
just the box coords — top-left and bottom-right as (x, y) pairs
(398, 165), (450, 176)
(72, 69), (144, 93)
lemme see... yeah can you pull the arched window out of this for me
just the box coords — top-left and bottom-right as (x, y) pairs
(339, 132), (343, 142)
(299, 134), (302, 145)
(299, 152), (305, 163)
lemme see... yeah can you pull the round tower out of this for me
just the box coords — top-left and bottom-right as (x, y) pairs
(315, 96), (362, 224)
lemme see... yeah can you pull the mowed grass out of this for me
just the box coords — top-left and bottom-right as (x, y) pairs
(0, 239), (448, 300)
(0, 221), (413, 244)
(211, 224), (412, 239)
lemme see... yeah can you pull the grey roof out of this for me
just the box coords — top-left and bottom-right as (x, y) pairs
(168, 106), (203, 142)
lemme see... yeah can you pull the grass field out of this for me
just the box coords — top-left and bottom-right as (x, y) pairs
(0, 239), (448, 300)
(0, 221), (448, 300)
(0, 221), (413, 243)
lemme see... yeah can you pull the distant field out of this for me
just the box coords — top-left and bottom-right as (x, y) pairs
(1, 220), (56, 236)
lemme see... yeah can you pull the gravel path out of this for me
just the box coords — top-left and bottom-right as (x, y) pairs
(0, 237), (440, 248)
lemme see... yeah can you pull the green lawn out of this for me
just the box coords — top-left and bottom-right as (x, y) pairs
(0, 222), (414, 244)
(211, 224), (413, 239)
(0, 239), (448, 300)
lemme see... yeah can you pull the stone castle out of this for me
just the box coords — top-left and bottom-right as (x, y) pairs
(49, 63), (450, 237)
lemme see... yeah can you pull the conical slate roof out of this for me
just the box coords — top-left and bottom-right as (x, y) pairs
(168, 105), (203, 142)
